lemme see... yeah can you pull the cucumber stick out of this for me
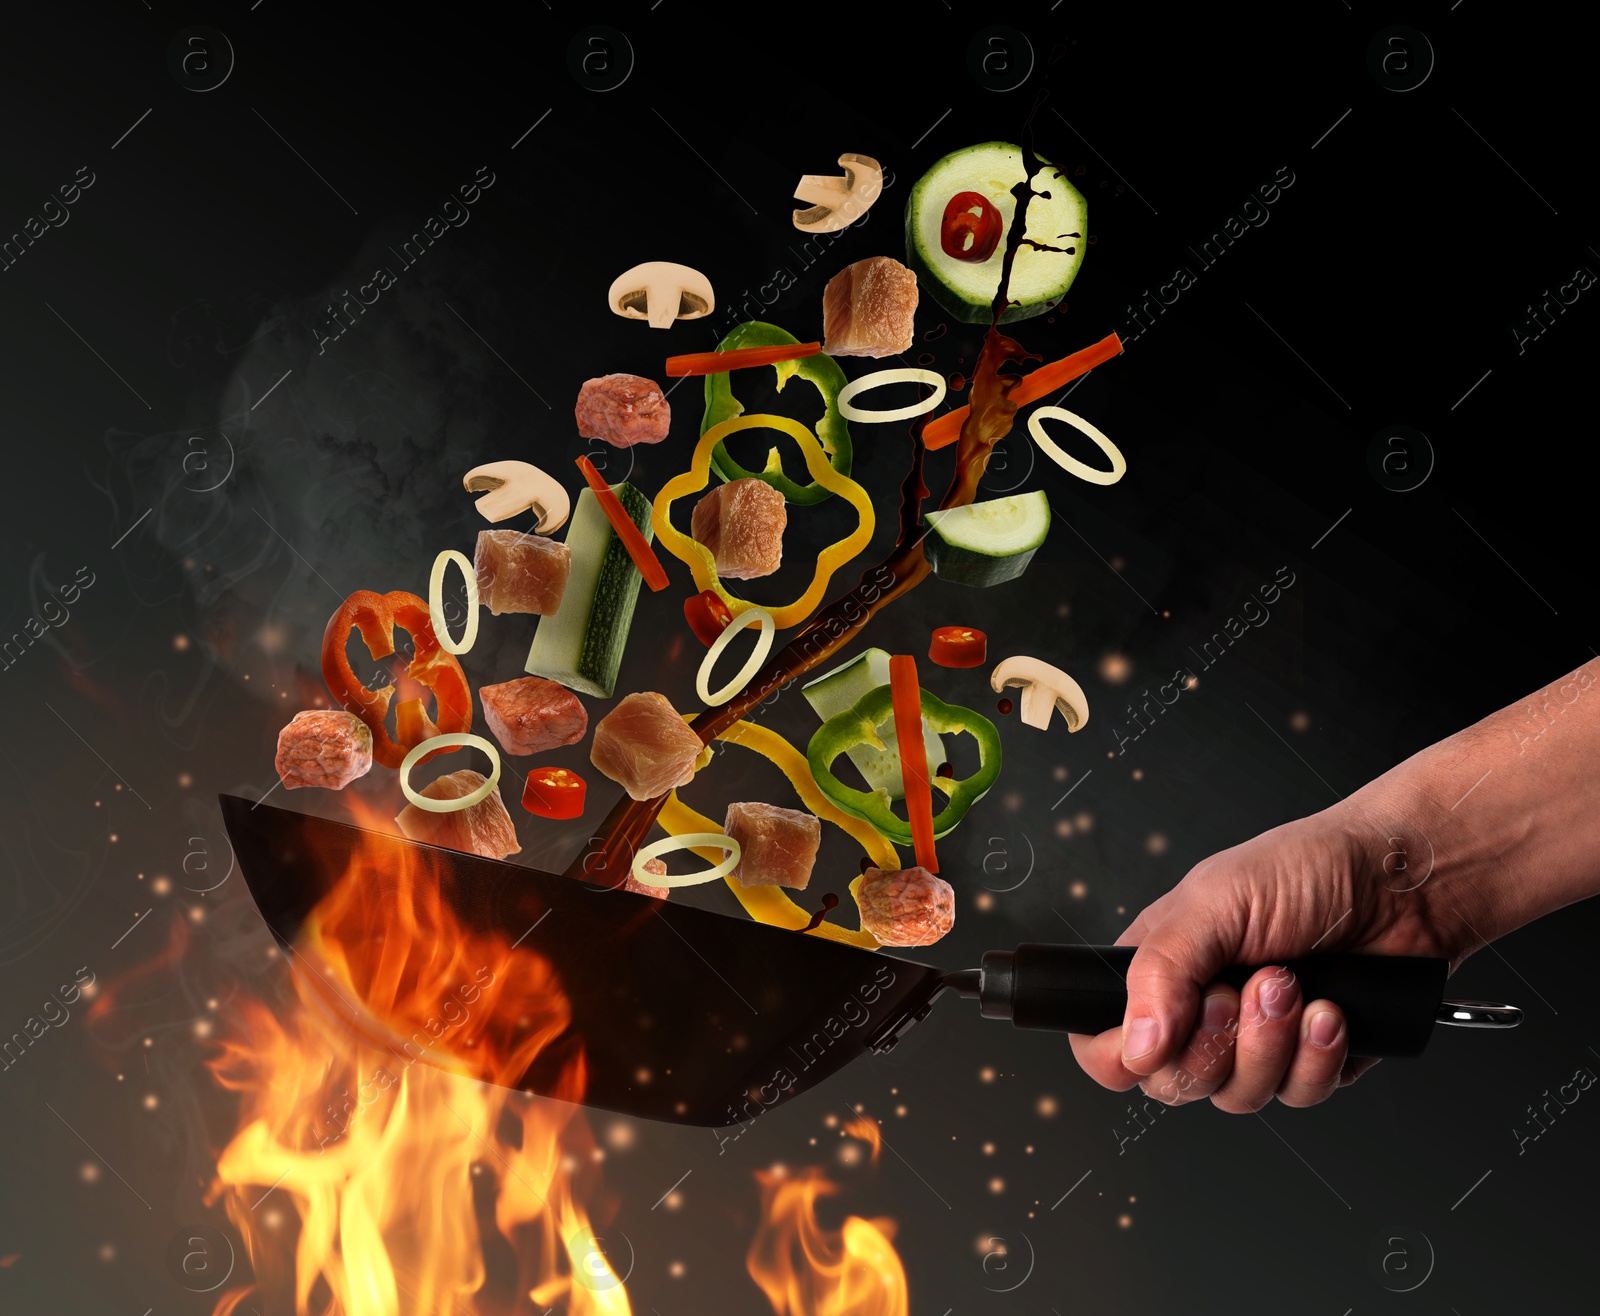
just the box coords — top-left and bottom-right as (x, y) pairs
(802, 648), (946, 800)
(905, 141), (1087, 324)
(525, 484), (652, 698)
(924, 491), (1050, 588)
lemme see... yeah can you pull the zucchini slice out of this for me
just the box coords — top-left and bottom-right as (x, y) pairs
(905, 141), (1087, 325)
(525, 485), (652, 698)
(923, 491), (1050, 588)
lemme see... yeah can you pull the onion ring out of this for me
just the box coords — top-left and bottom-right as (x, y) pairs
(695, 607), (775, 706)
(631, 832), (741, 888)
(836, 368), (947, 423)
(399, 733), (502, 813)
(1026, 406), (1127, 486)
(428, 549), (480, 655)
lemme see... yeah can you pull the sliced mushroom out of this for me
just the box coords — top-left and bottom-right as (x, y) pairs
(462, 461), (570, 534)
(990, 656), (1090, 732)
(607, 262), (715, 330)
(793, 153), (884, 234)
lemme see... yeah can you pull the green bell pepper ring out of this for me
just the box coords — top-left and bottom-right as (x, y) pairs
(807, 684), (1002, 844)
(701, 320), (854, 506)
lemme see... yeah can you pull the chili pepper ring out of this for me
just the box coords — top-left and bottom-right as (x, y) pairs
(631, 833), (742, 888)
(696, 606), (775, 706)
(428, 549), (479, 656)
(399, 733), (502, 813)
(837, 368), (947, 423)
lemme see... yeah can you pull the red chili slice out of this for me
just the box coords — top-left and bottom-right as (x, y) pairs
(684, 589), (734, 646)
(928, 625), (988, 668)
(888, 654), (939, 873)
(575, 456), (669, 592)
(522, 766), (586, 820)
(665, 341), (822, 377)
(939, 191), (1002, 263)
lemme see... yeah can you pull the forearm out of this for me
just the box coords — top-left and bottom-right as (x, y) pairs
(1353, 658), (1600, 952)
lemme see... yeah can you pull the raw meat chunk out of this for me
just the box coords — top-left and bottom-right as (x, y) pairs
(856, 865), (954, 946)
(395, 769), (521, 861)
(479, 676), (587, 756)
(822, 256), (918, 358)
(690, 479), (787, 579)
(475, 530), (571, 616)
(723, 801), (821, 890)
(275, 709), (373, 790)
(623, 856), (670, 899)
(589, 692), (704, 801)
(575, 374), (671, 447)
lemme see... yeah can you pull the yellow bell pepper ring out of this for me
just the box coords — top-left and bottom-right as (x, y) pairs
(652, 414), (875, 630)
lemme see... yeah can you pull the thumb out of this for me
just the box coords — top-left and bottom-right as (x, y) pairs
(1119, 916), (1237, 1076)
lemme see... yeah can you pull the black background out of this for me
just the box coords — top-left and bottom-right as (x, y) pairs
(1, 4), (1596, 1314)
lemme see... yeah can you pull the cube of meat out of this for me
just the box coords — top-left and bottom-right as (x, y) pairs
(589, 692), (704, 801)
(395, 769), (521, 861)
(475, 529), (571, 616)
(478, 676), (587, 756)
(575, 374), (671, 448)
(856, 865), (954, 946)
(623, 856), (670, 898)
(690, 479), (787, 580)
(723, 801), (821, 890)
(822, 256), (918, 358)
(275, 710), (373, 790)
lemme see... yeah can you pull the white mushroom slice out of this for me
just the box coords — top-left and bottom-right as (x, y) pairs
(607, 262), (715, 330)
(462, 460), (571, 534)
(793, 154), (884, 234)
(990, 656), (1090, 732)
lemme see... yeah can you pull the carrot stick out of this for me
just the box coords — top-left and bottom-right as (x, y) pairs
(887, 653), (939, 873)
(923, 331), (1123, 450)
(665, 341), (822, 377)
(575, 456), (669, 592)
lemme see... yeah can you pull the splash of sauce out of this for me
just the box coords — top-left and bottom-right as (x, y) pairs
(568, 96), (1058, 885)
(799, 892), (840, 933)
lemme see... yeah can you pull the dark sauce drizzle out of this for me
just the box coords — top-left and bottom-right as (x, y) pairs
(568, 95), (1057, 886)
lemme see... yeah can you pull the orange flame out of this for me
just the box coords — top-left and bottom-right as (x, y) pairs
(205, 796), (630, 1315)
(841, 1114), (882, 1169)
(746, 1168), (908, 1316)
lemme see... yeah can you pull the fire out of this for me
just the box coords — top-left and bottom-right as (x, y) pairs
(204, 797), (630, 1315)
(840, 1114), (882, 1168)
(746, 1168), (908, 1316)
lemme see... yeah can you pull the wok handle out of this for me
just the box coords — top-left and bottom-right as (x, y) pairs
(969, 944), (1450, 1059)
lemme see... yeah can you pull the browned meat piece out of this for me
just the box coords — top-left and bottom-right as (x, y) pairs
(589, 692), (704, 801)
(856, 865), (954, 946)
(723, 801), (821, 890)
(822, 256), (918, 358)
(690, 479), (787, 579)
(275, 710), (373, 790)
(475, 530), (571, 616)
(395, 769), (521, 861)
(478, 677), (587, 756)
(575, 374), (672, 447)
(624, 855), (670, 898)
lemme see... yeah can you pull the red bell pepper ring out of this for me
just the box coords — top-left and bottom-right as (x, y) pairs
(928, 625), (988, 669)
(939, 191), (1002, 263)
(320, 589), (472, 770)
(888, 654), (939, 873)
(522, 766), (586, 820)
(575, 456), (669, 592)
(664, 341), (822, 377)
(683, 589), (734, 647)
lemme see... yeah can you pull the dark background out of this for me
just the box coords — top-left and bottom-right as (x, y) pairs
(1, 4), (1596, 1313)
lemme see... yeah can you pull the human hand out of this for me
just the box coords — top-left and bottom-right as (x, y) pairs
(1068, 798), (1465, 1112)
